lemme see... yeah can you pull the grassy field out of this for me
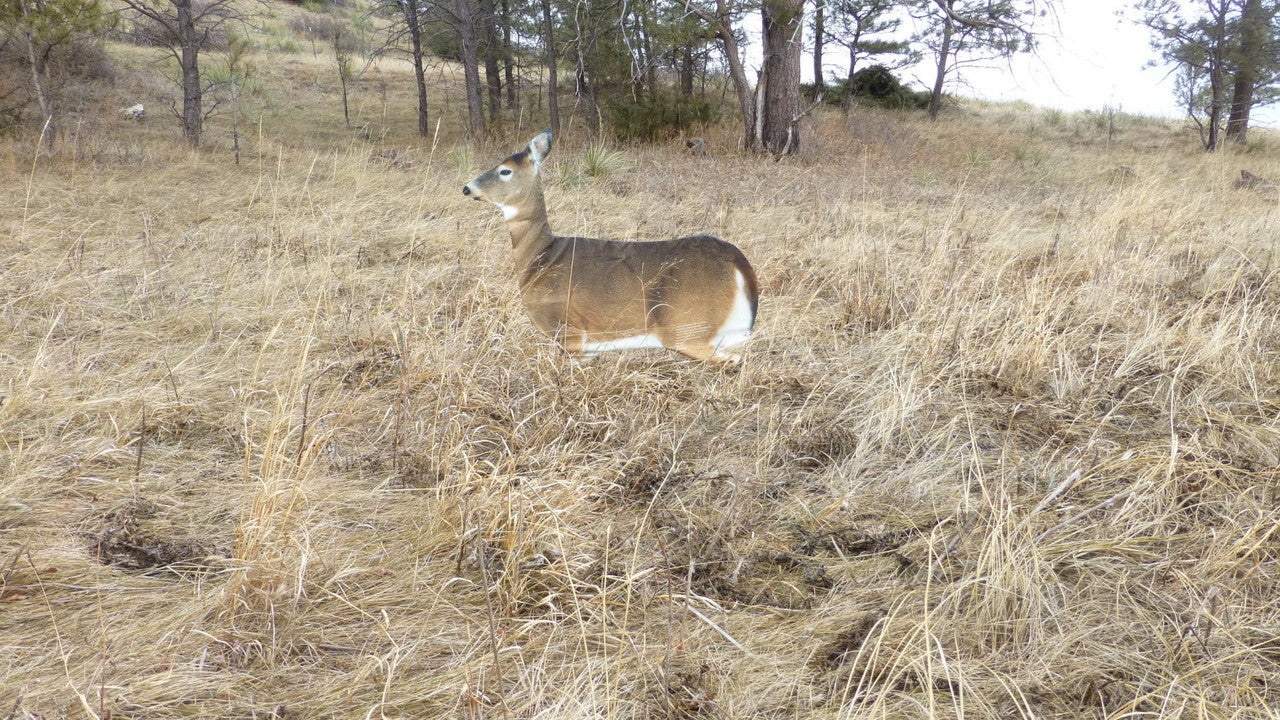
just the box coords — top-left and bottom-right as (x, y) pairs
(4, 27), (1280, 719)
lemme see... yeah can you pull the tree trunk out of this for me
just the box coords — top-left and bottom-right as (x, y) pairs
(456, 0), (486, 137)
(754, 68), (765, 144)
(576, 54), (598, 137)
(688, 0), (755, 149)
(23, 34), (51, 122)
(230, 71), (240, 164)
(812, 0), (824, 95)
(638, 3), (656, 100)
(1226, 0), (1265, 143)
(180, 40), (201, 146)
(404, 0), (429, 137)
(572, 6), (598, 137)
(501, 0), (517, 114)
(175, 0), (203, 147)
(760, 0), (804, 155)
(22, 32), (55, 150)
(18, 1), (55, 150)
(480, 0), (501, 123)
(1205, 0), (1228, 150)
(723, 22), (755, 149)
(680, 41), (695, 97)
(339, 66), (350, 127)
(333, 27), (352, 128)
(540, 0), (558, 135)
(928, 8), (953, 120)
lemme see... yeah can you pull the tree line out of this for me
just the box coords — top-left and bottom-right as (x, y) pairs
(2, 0), (1278, 155)
(360, 0), (1050, 154)
(1135, 0), (1280, 149)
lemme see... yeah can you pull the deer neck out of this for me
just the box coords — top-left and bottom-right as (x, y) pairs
(505, 187), (554, 271)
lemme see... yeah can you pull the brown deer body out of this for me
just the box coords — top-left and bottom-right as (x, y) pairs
(463, 130), (759, 363)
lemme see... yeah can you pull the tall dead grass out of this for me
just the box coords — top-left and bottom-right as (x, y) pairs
(3, 66), (1280, 719)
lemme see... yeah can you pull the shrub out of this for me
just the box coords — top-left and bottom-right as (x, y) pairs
(0, 35), (114, 132)
(422, 19), (462, 62)
(289, 11), (333, 39)
(63, 39), (116, 82)
(849, 65), (930, 110)
(801, 81), (827, 104)
(289, 12), (361, 55)
(0, 102), (22, 136)
(607, 93), (720, 142)
(259, 25), (299, 53)
(806, 65), (930, 110)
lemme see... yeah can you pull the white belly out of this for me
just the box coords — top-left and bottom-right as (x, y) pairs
(580, 333), (665, 357)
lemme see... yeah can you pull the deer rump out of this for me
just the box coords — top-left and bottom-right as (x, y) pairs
(518, 233), (759, 352)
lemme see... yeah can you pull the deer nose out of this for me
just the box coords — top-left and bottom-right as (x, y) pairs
(462, 185), (472, 196)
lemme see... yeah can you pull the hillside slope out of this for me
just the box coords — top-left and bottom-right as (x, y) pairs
(3, 32), (1280, 719)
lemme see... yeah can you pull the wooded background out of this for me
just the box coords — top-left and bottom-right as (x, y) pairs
(3, 0), (1279, 153)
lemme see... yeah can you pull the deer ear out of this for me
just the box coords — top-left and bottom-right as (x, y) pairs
(528, 128), (553, 172)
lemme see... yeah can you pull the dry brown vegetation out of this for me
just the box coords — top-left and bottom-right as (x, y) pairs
(4, 31), (1280, 719)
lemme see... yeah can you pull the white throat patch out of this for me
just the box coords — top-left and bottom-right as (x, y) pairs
(497, 203), (520, 221)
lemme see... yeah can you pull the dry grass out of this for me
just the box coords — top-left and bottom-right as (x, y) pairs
(4, 45), (1280, 719)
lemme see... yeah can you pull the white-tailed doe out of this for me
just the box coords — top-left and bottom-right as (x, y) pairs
(462, 130), (760, 364)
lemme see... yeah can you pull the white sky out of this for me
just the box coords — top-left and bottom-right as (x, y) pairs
(901, 2), (1185, 117)
(747, 0), (1278, 127)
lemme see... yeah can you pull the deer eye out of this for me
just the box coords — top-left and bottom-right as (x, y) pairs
(499, 168), (513, 178)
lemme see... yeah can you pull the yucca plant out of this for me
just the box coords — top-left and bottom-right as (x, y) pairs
(582, 141), (629, 179)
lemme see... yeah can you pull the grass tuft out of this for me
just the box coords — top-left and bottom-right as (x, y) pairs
(582, 140), (630, 178)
